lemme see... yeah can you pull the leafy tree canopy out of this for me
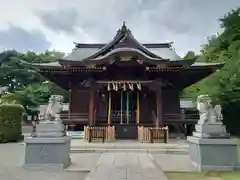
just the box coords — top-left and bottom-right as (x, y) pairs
(182, 8), (240, 135)
(0, 50), (67, 114)
(182, 8), (240, 101)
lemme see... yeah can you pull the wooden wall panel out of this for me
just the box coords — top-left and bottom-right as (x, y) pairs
(162, 90), (180, 114)
(139, 95), (153, 124)
(71, 90), (90, 113)
(97, 95), (107, 117)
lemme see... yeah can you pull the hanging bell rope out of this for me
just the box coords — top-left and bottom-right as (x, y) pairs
(102, 81), (150, 91)
(115, 83), (119, 91)
(137, 83), (141, 90)
(107, 83), (111, 91)
(123, 83), (127, 91)
(128, 83), (134, 91)
(112, 83), (116, 91)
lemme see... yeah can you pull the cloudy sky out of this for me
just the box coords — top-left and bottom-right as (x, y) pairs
(0, 0), (239, 56)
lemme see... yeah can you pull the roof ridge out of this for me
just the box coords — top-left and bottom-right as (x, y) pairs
(74, 42), (173, 48)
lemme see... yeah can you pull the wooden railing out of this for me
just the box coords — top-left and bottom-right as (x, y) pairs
(61, 113), (89, 123)
(84, 126), (115, 142)
(60, 113), (199, 124)
(164, 113), (199, 122)
(138, 126), (169, 143)
(96, 116), (136, 125)
(164, 114), (181, 120)
(185, 113), (199, 120)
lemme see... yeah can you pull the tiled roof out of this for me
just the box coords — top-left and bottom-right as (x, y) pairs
(146, 47), (181, 61)
(61, 23), (182, 62)
(64, 47), (100, 61)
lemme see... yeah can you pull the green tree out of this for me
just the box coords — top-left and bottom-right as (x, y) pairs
(183, 51), (196, 60)
(182, 8), (240, 135)
(0, 50), (67, 113)
(1, 84), (51, 114)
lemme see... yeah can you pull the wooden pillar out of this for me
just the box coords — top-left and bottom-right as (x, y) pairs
(156, 88), (163, 127)
(89, 84), (95, 127)
(126, 91), (129, 124)
(94, 91), (99, 126)
(107, 91), (112, 126)
(120, 91), (123, 124)
(68, 82), (72, 118)
(136, 91), (140, 124)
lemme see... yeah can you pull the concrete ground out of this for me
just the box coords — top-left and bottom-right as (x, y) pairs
(22, 125), (32, 134)
(0, 143), (89, 180)
(0, 141), (197, 180)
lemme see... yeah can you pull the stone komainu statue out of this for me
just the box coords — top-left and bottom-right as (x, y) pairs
(197, 95), (223, 124)
(43, 95), (64, 123)
(0, 86), (8, 95)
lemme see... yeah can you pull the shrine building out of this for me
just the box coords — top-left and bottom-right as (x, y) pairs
(29, 23), (224, 140)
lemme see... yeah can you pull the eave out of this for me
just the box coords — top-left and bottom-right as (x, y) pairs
(175, 62), (225, 89)
(20, 60), (60, 66)
(190, 62), (225, 69)
(27, 60), (225, 91)
(20, 60), (107, 73)
(144, 61), (225, 89)
(146, 61), (224, 72)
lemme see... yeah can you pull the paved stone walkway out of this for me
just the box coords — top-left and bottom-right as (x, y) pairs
(0, 141), (196, 179)
(85, 152), (167, 180)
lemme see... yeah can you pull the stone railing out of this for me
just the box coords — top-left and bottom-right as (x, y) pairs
(84, 125), (115, 142)
(138, 126), (169, 143)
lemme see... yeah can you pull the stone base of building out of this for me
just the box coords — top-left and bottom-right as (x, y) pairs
(24, 136), (72, 170)
(187, 136), (238, 171)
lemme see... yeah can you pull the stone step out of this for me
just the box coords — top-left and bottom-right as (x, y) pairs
(70, 148), (188, 154)
(71, 144), (188, 149)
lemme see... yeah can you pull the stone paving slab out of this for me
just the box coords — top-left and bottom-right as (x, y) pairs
(66, 153), (102, 172)
(152, 153), (197, 172)
(85, 152), (168, 180)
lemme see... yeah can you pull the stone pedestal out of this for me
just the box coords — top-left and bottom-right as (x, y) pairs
(35, 122), (65, 137)
(187, 124), (238, 171)
(24, 122), (72, 170)
(193, 124), (229, 138)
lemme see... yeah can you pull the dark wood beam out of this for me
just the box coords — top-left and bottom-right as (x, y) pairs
(68, 81), (72, 118)
(88, 80), (96, 126)
(156, 88), (163, 127)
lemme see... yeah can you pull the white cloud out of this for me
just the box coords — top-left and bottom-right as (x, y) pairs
(0, 0), (239, 56)
(0, 24), (50, 52)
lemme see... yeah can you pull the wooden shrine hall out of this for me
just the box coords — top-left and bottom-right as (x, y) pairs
(29, 22), (224, 141)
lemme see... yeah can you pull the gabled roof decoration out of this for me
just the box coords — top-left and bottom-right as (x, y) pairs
(60, 22), (185, 64)
(82, 21), (164, 60)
